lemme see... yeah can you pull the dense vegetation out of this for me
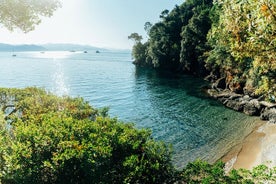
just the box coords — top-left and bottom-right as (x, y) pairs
(0, 88), (175, 183)
(129, 0), (276, 101)
(0, 87), (275, 183)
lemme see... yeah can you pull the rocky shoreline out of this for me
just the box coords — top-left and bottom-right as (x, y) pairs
(206, 88), (276, 124)
(205, 82), (276, 170)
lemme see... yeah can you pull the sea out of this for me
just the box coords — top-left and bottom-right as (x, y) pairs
(0, 50), (259, 168)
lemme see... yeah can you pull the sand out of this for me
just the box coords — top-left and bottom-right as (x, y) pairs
(222, 121), (276, 171)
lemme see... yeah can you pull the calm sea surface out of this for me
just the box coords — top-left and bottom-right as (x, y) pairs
(0, 51), (259, 168)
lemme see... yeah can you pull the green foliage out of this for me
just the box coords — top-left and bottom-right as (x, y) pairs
(130, 0), (275, 98)
(181, 160), (276, 184)
(130, 0), (213, 74)
(0, 87), (175, 184)
(0, 0), (61, 32)
(0, 88), (276, 183)
(206, 0), (276, 97)
(180, 0), (213, 75)
(128, 33), (143, 44)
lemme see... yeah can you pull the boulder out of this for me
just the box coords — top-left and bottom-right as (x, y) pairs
(226, 100), (244, 112)
(261, 108), (276, 123)
(259, 101), (276, 108)
(243, 99), (261, 116)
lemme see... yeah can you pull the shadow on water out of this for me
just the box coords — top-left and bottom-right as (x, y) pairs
(134, 66), (219, 102)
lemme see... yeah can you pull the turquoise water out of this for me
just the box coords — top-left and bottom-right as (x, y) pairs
(0, 51), (258, 168)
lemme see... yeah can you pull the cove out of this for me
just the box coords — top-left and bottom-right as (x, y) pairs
(0, 51), (259, 168)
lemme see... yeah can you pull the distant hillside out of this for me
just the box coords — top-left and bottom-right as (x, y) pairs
(0, 43), (46, 52)
(42, 43), (103, 51)
(0, 43), (106, 52)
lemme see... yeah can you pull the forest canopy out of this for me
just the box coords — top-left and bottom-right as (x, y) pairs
(129, 0), (276, 101)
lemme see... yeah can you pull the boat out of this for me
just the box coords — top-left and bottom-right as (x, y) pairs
(96, 50), (100, 53)
(12, 54), (16, 57)
(84, 51), (88, 53)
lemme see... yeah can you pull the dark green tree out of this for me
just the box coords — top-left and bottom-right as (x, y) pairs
(180, 0), (213, 76)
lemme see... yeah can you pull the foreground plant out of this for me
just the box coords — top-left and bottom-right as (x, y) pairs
(0, 87), (275, 183)
(0, 88), (175, 184)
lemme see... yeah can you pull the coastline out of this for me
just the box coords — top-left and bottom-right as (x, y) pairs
(205, 87), (276, 171)
(222, 121), (276, 170)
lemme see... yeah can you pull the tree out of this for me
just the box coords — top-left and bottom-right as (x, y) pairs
(129, 0), (214, 72)
(180, 0), (213, 76)
(206, 0), (276, 98)
(128, 32), (143, 44)
(144, 22), (152, 35)
(0, 0), (61, 33)
(159, 9), (169, 19)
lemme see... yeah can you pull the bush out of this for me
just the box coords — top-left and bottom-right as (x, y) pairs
(0, 88), (175, 184)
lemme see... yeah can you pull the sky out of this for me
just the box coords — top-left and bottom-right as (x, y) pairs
(0, 0), (184, 49)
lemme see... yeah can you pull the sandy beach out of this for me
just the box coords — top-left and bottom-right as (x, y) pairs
(222, 121), (276, 171)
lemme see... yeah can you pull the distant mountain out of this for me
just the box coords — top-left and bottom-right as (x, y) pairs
(0, 43), (46, 52)
(42, 43), (104, 51)
(0, 43), (107, 52)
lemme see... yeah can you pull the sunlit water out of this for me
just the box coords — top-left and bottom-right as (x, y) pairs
(0, 51), (259, 168)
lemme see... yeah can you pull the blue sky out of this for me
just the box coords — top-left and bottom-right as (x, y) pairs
(0, 0), (183, 49)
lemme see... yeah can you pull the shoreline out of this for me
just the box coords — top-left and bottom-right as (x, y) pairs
(222, 121), (276, 171)
(204, 87), (276, 170)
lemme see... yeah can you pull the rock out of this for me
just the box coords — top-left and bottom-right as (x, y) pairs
(229, 94), (243, 100)
(226, 100), (244, 112)
(261, 108), (276, 123)
(242, 95), (252, 101)
(243, 100), (261, 116)
(215, 90), (241, 98)
(207, 89), (219, 97)
(218, 97), (229, 104)
(260, 101), (276, 108)
(250, 99), (261, 110)
(205, 86), (276, 121)
(269, 115), (276, 124)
